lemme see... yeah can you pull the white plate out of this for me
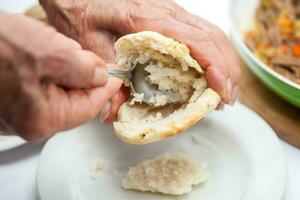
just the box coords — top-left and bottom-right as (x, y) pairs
(37, 103), (286, 200)
(0, 135), (26, 152)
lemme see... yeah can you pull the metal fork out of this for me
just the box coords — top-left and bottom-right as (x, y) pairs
(107, 69), (132, 82)
(107, 65), (181, 105)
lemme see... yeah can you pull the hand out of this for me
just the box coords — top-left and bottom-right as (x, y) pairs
(40, 0), (241, 109)
(0, 12), (122, 141)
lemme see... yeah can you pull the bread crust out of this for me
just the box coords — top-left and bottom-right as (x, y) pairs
(114, 88), (220, 144)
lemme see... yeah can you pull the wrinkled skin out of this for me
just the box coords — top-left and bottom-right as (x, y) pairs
(40, 0), (241, 115)
(0, 12), (123, 141)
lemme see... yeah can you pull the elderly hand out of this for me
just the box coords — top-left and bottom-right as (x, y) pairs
(0, 12), (123, 141)
(40, 0), (241, 112)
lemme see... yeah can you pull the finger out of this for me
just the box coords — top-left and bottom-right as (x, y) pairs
(101, 65), (129, 123)
(174, 11), (241, 103)
(160, 20), (230, 103)
(2, 13), (82, 53)
(16, 77), (122, 141)
(40, 49), (109, 89)
(52, 32), (82, 50)
(104, 86), (130, 123)
(101, 94), (120, 123)
(79, 31), (116, 63)
(59, 77), (123, 130)
(205, 66), (228, 101)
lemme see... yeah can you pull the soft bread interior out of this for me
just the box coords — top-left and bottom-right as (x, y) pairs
(121, 153), (208, 195)
(113, 31), (221, 144)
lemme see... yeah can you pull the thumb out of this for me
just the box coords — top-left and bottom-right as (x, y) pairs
(40, 49), (109, 89)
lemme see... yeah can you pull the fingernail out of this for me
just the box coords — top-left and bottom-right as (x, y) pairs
(92, 68), (108, 86)
(230, 86), (239, 105)
(226, 78), (232, 103)
(100, 101), (111, 122)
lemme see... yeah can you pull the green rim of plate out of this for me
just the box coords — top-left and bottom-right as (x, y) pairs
(234, 39), (300, 108)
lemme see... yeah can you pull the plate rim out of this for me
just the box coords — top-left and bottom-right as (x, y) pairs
(0, 136), (27, 152)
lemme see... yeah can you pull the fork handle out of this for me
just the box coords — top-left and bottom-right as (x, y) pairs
(107, 69), (131, 81)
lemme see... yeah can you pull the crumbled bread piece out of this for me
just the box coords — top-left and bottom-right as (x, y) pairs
(91, 159), (103, 172)
(121, 153), (208, 195)
(89, 159), (103, 180)
(90, 172), (98, 180)
(130, 93), (144, 105)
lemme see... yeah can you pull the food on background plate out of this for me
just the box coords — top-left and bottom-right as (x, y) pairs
(113, 31), (221, 144)
(121, 153), (208, 195)
(244, 0), (300, 84)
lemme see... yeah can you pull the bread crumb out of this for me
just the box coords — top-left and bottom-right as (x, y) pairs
(91, 159), (103, 171)
(121, 153), (208, 195)
(89, 159), (103, 180)
(130, 93), (144, 105)
(90, 172), (98, 180)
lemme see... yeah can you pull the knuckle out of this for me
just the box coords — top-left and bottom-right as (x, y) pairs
(121, 1), (173, 32)
(77, 33), (92, 50)
(192, 29), (211, 43)
(205, 24), (219, 36)
(208, 24), (227, 40)
(172, 4), (187, 18)
(121, 6), (143, 32)
(210, 24), (223, 33)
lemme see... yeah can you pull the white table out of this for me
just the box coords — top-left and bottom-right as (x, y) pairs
(0, 0), (300, 199)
